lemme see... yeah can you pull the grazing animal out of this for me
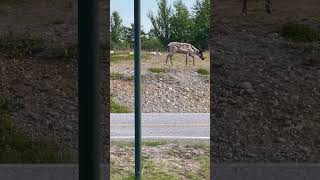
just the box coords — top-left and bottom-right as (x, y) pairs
(166, 42), (205, 66)
(242, 0), (272, 16)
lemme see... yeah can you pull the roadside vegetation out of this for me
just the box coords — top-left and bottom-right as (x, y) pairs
(110, 97), (131, 113)
(197, 68), (209, 76)
(111, 140), (210, 180)
(148, 67), (168, 73)
(0, 97), (72, 163)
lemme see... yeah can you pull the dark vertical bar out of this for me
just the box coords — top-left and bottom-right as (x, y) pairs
(134, 0), (142, 179)
(78, 0), (100, 179)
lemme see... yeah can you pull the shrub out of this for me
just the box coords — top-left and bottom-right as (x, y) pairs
(110, 97), (131, 113)
(111, 72), (125, 80)
(280, 23), (320, 42)
(148, 68), (167, 73)
(197, 68), (209, 76)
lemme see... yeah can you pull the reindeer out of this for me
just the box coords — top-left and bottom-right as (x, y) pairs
(242, 0), (273, 16)
(166, 42), (205, 66)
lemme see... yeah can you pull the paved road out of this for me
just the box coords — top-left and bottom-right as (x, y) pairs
(111, 113), (210, 140)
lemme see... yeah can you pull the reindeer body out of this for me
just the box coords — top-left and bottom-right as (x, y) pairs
(242, 0), (272, 16)
(166, 42), (204, 66)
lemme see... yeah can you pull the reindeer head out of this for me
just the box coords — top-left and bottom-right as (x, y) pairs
(197, 50), (205, 60)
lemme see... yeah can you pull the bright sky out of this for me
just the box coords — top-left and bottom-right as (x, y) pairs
(110, 0), (197, 32)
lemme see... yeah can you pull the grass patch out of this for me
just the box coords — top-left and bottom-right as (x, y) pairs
(110, 97), (131, 113)
(148, 68), (167, 73)
(280, 23), (320, 42)
(197, 68), (209, 76)
(112, 141), (134, 148)
(110, 140), (210, 179)
(0, 32), (45, 58)
(0, 97), (72, 163)
(142, 159), (179, 180)
(111, 53), (134, 62)
(111, 72), (125, 80)
(194, 155), (210, 178)
(143, 140), (167, 147)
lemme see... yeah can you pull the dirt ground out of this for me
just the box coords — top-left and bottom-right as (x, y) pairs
(210, 0), (320, 162)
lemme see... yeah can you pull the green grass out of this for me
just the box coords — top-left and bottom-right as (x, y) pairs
(194, 155), (210, 178)
(143, 140), (167, 147)
(142, 159), (179, 180)
(280, 23), (320, 42)
(111, 140), (210, 179)
(111, 72), (125, 80)
(111, 53), (134, 62)
(197, 68), (209, 76)
(0, 97), (72, 163)
(110, 97), (131, 113)
(148, 68), (167, 73)
(0, 32), (45, 58)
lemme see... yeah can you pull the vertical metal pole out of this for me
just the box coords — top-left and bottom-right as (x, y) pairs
(78, 0), (100, 179)
(134, 0), (142, 179)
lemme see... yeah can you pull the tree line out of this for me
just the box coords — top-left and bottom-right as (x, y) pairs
(110, 0), (209, 52)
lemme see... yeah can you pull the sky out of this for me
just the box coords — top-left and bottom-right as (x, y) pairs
(110, 0), (197, 32)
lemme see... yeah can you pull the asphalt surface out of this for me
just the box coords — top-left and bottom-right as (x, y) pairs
(110, 113), (210, 140)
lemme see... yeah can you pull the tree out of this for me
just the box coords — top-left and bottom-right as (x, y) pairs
(148, 0), (173, 48)
(110, 11), (123, 50)
(192, 0), (209, 50)
(170, 0), (194, 43)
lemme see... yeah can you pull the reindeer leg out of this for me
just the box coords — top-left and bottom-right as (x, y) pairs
(171, 54), (173, 65)
(192, 55), (195, 66)
(166, 54), (169, 65)
(186, 54), (188, 66)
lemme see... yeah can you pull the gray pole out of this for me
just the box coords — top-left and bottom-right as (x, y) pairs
(78, 0), (100, 179)
(134, 0), (142, 179)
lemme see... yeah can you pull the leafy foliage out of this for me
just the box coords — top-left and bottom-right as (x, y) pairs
(191, 0), (210, 49)
(110, 97), (131, 113)
(148, 0), (173, 49)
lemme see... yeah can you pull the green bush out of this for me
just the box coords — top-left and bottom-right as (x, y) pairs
(197, 68), (209, 76)
(148, 68), (167, 73)
(110, 97), (131, 113)
(142, 38), (164, 51)
(111, 72), (125, 80)
(280, 23), (320, 42)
